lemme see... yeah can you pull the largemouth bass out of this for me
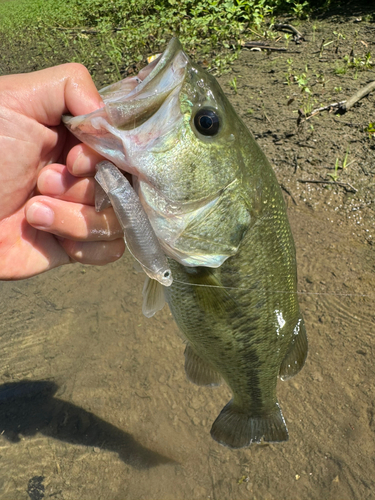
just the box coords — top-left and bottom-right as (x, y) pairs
(63, 38), (308, 448)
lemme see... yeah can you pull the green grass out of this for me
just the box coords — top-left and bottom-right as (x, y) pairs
(0, 0), (313, 85)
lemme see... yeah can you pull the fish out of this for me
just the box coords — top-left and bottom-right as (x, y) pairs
(63, 37), (308, 448)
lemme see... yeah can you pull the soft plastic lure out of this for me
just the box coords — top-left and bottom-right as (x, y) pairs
(94, 161), (173, 287)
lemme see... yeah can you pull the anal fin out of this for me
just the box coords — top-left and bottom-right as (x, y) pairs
(279, 315), (308, 381)
(184, 344), (221, 387)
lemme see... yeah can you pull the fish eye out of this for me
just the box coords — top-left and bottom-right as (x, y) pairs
(194, 108), (220, 136)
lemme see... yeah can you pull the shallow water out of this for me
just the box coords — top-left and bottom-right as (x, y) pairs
(0, 203), (374, 500)
(1, 8), (375, 499)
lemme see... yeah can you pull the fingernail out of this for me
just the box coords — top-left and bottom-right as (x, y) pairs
(38, 169), (64, 195)
(71, 153), (81, 175)
(26, 202), (55, 228)
(71, 152), (85, 175)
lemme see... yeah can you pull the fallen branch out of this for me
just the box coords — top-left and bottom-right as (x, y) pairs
(242, 41), (287, 52)
(305, 101), (346, 119)
(305, 80), (375, 118)
(339, 80), (375, 112)
(273, 23), (304, 43)
(297, 179), (357, 193)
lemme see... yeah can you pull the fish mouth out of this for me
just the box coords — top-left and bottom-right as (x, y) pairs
(100, 38), (189, 130)
(63, 38), (190, 173)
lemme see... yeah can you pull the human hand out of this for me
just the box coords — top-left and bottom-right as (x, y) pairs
(0, 64), (125, 280)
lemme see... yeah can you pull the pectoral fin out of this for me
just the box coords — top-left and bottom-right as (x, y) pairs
(186, 267), (237, 316)
(279, 316), (308, 381)
(142, 277), (166, 318)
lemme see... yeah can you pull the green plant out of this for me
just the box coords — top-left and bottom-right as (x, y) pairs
(351, 52), (373, 71)
(335, 51), (373, 78)
(328, 147), (350, 181)
(0, 0), (340, 83)
(0, 0), (279, 80)
(335, 64), (347, 75)
(291, 1), (309, 18)
(315, 72), (327, 87)
(366, 123), (375, 139)
(303, 97), (314, 115)
(333, 30), (345, 53)
(295, 73), (311, 93)
(229, 76), (238, 94)
(342, 147), (350, 170)
(328, 158), (340, 182)
(319, 39), (333, 58)
(284, 33), (292, 48)
(333, 31), (345, 41)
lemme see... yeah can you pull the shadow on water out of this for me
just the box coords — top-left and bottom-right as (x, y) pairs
(0, 380), (175, 470)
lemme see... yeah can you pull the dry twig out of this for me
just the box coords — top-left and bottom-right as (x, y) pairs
(242, 41), (287, 52)
(281, 184), (297, 205)
(274, 23), (304, 43)
(297, 179), (357, 193)
(305, 101), (346, 119)
(305, 80), (375, 119)
(339, 80), (375, 112)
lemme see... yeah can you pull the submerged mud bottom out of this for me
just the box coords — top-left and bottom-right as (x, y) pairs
(0, 205), (374, 500)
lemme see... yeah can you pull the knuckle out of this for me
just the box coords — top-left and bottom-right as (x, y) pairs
(64, 62), (90, 79)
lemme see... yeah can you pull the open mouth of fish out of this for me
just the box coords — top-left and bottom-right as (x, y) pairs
(64, 38), (189, 176)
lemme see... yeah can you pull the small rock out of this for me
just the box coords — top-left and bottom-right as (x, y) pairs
(192, 416), (200, 426)
(189, 398), (201, 410)
(312, 372), (323, 382)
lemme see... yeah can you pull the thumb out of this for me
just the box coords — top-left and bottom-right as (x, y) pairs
(1, 63), (104, 126)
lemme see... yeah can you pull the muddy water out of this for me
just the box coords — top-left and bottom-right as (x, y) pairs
(0, 202), (374, 500)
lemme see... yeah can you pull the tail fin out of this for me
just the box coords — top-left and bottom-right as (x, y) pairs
(210, 400), (288, 448)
